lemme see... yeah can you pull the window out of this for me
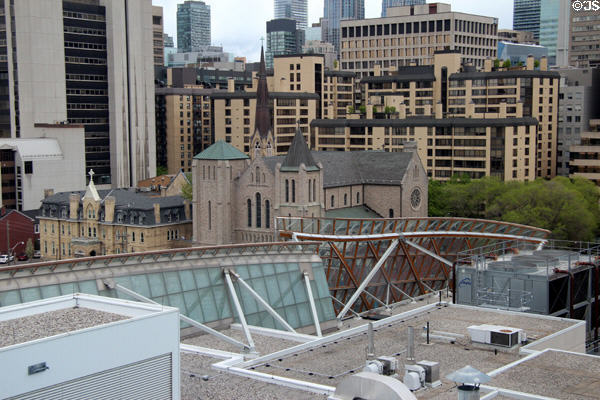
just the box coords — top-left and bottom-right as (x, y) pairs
(132, 231), (135, 242)
(24, 161), (33, 174)
(208, 201), (212, 230)
(265, 200), (270, 229)
(285, 179), (289, 202)
(331, 195), (334, 208)
(356, 192), (360, 204)
(256, 193), (262, 228)
(140, 232), (144, 243)
(292, 180), (296, 202)
(247, 199), (252, 227)
(313, 180), (316, 202)
(389, 209), (394, 218)
(344, 193), (347, 206)
(256, 167), (260, 184)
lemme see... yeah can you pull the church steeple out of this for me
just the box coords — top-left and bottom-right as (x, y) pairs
(251, 46), (274, 159)
(255, 46), (271, 141)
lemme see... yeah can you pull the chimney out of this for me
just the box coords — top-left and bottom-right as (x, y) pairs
(227, 78), (235, 92)
(154, 203), (161, 224)
(366, 104), (374, 119)
(184, 199), (191, 220)
(69, 193), (80, 219)
(484, 58), (492, 72)
(160, 186), (167, 197)
(435, 102), (443, 119)
(104, 196), (115, 223)
(540, 56), (548, 71)
(526, 55), (534, 70)
(44, 189), (54, 198)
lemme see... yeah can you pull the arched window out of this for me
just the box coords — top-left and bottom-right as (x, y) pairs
(141, 232), (144, 243)
(285, 179), (289, 202)
(313, 180), (316, 201)
(208, 201), (212, 230)
(331, 195), (334, 208)
(203, 165), (206, 179)
(389, 209), (394, 218)
(265, 200), (270, 229)
(132, 231), (135, 241)
(256, 167), (260, 184)
(414, 165), (419, 178)
(357, 192), (360, 204)
(292, 179), (296, 202)
(308, 180), (311, 202)
(344, 193), (347, 206)
(256, 193), (262, 228)
(247, 199), (252, 227)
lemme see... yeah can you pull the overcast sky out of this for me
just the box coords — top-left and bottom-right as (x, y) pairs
(152, 0), (514, 62)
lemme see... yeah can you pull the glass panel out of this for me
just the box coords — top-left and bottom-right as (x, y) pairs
(199, 287), (218, 321)
(183, 290), (204, 322)
(78, 280), (99, 295)
(193, 269), (210, 289)
(21, 287), (41, 303)
(179, 270), (196, 292)
(40, 285), (61, 299)
(147, 273), (166, 297)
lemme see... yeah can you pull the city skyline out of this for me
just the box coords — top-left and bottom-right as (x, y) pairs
(151, 0), (514, 61)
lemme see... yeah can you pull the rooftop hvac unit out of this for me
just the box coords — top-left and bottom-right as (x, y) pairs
(416, 360), (441, 387)
(467, 324), (526, 347)
(363, 356), (398, 376)
(403, 364), (425, 391)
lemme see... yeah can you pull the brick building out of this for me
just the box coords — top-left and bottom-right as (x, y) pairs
(38, 173), (192, 260)
(0, 208), (39, 255)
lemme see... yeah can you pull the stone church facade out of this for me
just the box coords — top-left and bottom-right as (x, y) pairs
(191, 47), (427, 246)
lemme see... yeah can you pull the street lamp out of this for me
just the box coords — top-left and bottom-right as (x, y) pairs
(9, 241), (24, 264)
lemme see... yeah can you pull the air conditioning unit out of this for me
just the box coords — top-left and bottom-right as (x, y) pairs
(467, 324), (526, 347)
(403, 364), (425, 391)
(363, 356), (397, 376)
(417, 360), (441, 387)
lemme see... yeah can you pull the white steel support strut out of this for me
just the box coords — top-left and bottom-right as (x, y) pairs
(230, 271), (297, 334)
(303, 272), (322, 337)
(337, 239), (400, 321)
(404, 239), (453, 267)
(224, 270), (256, 353)
(109, 282), (249, 351)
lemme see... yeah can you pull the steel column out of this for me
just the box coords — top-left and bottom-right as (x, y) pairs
(337, 239), (399, 320)
(304, 272), (323, 337)
(224, 271), (256, 352)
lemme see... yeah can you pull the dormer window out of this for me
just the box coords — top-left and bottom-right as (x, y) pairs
(117, 213), (123, 223)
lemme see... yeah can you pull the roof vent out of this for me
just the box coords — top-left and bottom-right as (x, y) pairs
(468, 324), (526, 347)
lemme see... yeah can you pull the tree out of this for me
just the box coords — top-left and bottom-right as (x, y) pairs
(25, 239), (34, 259)
(384, 106), (397, 118)
(358, 105), (366, 115)
(333, 60), (338, 69)
(429, 176), (600, 242)
(534, 59), (540, 68)
(493, 59), (501, 69)
(181, 173), (193, 201)
(347, 105), (355, 114)
(502, 59), (511, 69)
(156, 165), (168, 176)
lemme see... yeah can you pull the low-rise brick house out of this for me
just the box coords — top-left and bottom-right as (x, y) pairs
(38, 173), (192, 260)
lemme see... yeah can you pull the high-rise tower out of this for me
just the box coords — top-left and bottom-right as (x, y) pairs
(513, 0), (541, 41)
(177, 1), (211, 52)
(0, 0), (156, 187)
(323, 0), (365, 55)
(274, 0), (308, 31)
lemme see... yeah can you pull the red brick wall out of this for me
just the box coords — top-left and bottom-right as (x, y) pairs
(0, 210), (38, 254)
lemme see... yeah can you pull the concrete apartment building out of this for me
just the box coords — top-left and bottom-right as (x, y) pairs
(339, 3), (498, 78)
(570, 119), (600, 184)
(556, 68), (600, 176)
(155, 52), (356, 173)
(152, 6), (164, 67)
(38, 176), (192, 260)
(0, 0), (156, 188)
(311, 52), (558, 181)
(569, 5), (600, 68)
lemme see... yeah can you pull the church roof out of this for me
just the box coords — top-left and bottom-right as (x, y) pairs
(264, 150), (414, 188)
(193, 141), (249, 161)
(280, 127), (318, 171)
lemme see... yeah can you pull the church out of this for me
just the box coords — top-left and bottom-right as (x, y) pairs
(191, 48), (428, 246)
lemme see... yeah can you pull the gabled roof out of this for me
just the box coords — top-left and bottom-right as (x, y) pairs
(264, 150), (414, 188)
(193, 141), (249, 161)
(281, 127), (318, 171)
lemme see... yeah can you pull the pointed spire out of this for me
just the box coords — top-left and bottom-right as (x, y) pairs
(254, 45), (271, 140)
(281, 125), (317, 170)
(83, 169), (101, 201)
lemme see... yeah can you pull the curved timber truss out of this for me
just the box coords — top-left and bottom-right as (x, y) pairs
(276, 217), (550, 320)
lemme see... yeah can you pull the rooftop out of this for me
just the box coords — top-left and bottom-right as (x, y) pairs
(194, 140), (250, 161)
(0, 138), (64, 161)
(0, 308), (127, 348)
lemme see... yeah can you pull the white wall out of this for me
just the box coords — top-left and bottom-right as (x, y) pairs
(0, 302), (180, 399)
(14, 0), (67, 132)
(19, 127), (86, 211)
